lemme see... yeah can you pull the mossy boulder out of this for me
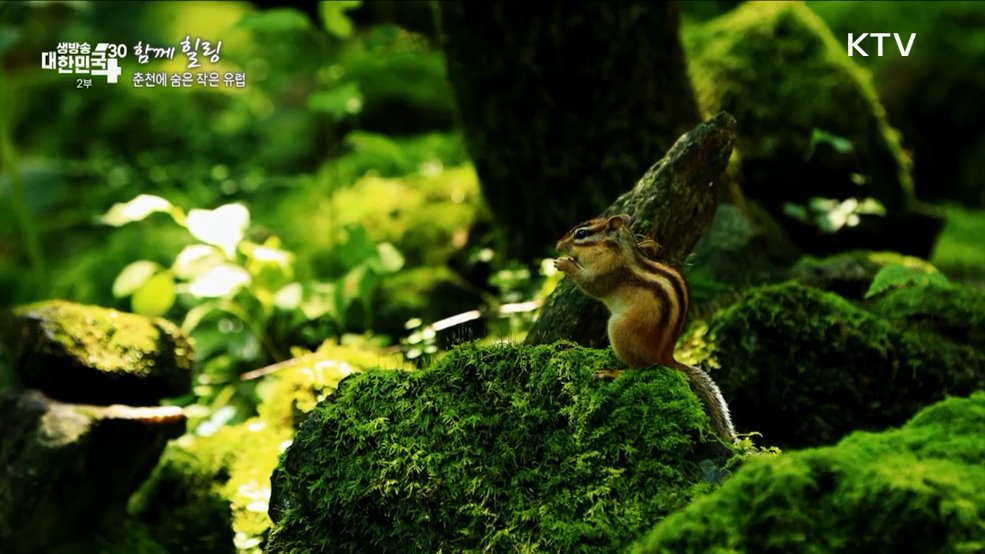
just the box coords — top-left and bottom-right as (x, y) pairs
(791, 250), (941, 300)
(930, 204), (985, 289)
(685, 282), (985, 450)
(687, 202), (800, 315)
(684, 1), (942, 257)
(0, 389), (185, 554)
(0, 300), (193, 405)
(871, 282), (985, 353)
(267, 343), (737, 552)
(129, 424), (280, 554)
(130, 339), (393, 553)
(632, 392), (985, 553)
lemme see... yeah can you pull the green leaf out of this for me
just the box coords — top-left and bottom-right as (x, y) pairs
(856, 197), (887, 216)
(173, 244), (225, 280)
(345, 132), (408, 168)
(337, 223), (378, 270)
(187, 203), (250, 257)
(98, 194), (175, 226)
(181, 302), (219, 334)
(375, 242), (405, 273)
(183, 264), (251, 298)
(300, 281), (338, 321)
(865, 264), (949, 299)
(806, 129), (854, 159)
(273, 282), (303, 310)
(236, 8), (311, 33)
(782, 203), (809, 223)
(131, 272), (176, 317)
(320, 0), (362, 39)
(308, 82), (363, 121)
(113, 260), (160, 297)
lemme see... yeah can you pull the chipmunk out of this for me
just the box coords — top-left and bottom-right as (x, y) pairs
(554, 213), (737, 443)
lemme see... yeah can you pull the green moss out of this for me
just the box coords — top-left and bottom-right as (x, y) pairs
(931, 204), (985, 288)
(130, 421), (291, 554)
(267, 342), (738, 552)
(683, 1), (913, 217)
(684, 282), (985, 450)
(129, 430), (237, 554)
(131, 339), (400, 553)
(791, 250), (941, 299)
(872, 282), (985, 352)
(1, 300), (193, 405)
(632, 392), (985, 553)
(256, 337), (406, 431)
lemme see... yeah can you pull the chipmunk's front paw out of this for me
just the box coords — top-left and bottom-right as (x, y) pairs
(554, 257), (582, 274)
(594, 369), (625, 380)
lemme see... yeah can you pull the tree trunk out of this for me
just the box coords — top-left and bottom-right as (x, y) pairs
(526, 111), (737, 348)
(438, 1), (701, 261)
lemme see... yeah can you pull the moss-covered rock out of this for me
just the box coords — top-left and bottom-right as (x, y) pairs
(687, 202), (800, 316)
(683, 1), (942, 257)
(871, 282), (985, 353)
(632, 392), (985, 553)
(267, 342), (738, 553)
(131, 339), (395, 553)
(684, 282), (985, 449)
(129, 422), (283, 554)
(0, 389), (185, 554)
(791, 250), (941, 300)
(930, 204), (985, 289)
(0, 300), (193, 405)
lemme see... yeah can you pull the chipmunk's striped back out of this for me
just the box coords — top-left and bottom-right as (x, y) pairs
(624, 245), (690, 358)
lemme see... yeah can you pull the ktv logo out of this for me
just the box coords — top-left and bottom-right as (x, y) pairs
(847, 33), (916, 57)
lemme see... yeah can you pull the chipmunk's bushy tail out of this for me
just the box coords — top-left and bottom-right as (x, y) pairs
(672, 361), (737, 444)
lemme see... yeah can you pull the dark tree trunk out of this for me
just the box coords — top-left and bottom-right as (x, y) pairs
(526, 112), (737, 348)
(438, 1), (702, 261)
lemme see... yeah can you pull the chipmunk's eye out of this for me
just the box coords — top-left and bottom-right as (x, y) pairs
(574, 228), (590, 240)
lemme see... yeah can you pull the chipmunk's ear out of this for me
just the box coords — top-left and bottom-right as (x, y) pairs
(607, 214), (631, 231)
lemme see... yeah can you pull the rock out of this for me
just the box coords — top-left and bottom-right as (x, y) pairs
(128, 431), (244, 554)
(684, 282), (985, 450)
(0, 388), (185, 554)
(0, 300), (194, 405)
(687, 202), (800, 315)
(632, 392), (985, 553)
(683, 2), (943, 257)
(129, 339), (391, 553)
(267, 342), (737, 552)
(870, 281), (985, 353)
(790, 250), (941, 300)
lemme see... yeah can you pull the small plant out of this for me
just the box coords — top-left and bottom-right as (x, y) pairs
(99, 194), (404, 420)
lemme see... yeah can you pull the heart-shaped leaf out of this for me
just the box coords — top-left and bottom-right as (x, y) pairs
(112, 260), (161, 297)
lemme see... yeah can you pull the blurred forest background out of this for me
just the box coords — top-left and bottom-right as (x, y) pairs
(2, 1), (985, 551)
(2, 0), (984, 424)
